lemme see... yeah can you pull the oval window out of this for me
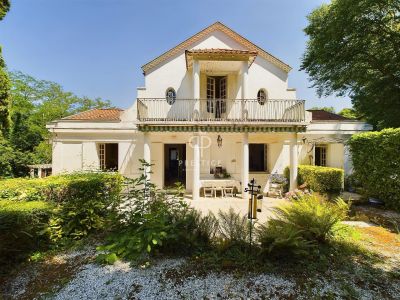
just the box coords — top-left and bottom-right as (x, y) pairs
(257, 89), (267, 105)
(165, 88), (176, 105)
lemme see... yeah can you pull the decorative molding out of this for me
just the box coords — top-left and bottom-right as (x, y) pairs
(138, 125), (306, 133)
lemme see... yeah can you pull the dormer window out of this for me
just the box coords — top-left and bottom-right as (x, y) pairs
(166, 88), (176, 105)
(257, 89), (267, 105)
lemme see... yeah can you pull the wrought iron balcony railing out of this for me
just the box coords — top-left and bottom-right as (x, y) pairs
(137, 98), (306, 123)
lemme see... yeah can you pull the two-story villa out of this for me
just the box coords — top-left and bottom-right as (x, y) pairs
(47, 22), (372, 200)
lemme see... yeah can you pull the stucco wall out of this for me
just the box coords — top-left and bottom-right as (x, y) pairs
(140, 30), (295, 100)
(51, 131), (143, 177)
(52, 131), (350, 192)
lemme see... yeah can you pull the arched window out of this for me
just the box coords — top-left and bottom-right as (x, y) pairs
(257, 89), (267, 105)
(165, 88), (176, 105)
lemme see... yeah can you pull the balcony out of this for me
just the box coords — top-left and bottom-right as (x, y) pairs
(137, 98), (307, 124)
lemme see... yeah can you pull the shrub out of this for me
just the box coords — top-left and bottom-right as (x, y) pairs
(217, 208), (250, 246)
(0, 200), (53, 273)
(97, 171), (216, 264)
(0, 172), (124, 243)
(0, 172), (123, 203)
(285, 165), (344, 194)
(348, 128), (400, 211)
(257, 194), (350, 256)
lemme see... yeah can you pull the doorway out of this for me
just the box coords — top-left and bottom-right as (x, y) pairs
(164, 144), (186, 187)
(207, 76), (227, 118)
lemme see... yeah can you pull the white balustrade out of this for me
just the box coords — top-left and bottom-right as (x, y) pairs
(137, 99), (306, 123)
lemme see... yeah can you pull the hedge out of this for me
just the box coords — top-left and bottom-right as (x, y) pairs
(0, 200), (54, 274)
(0, 172), (124, 272)
(348, 128), (400, 211)
(0, 172), (123, 203)
(298, 165), (344, 194)
(285, 165), (344, 194)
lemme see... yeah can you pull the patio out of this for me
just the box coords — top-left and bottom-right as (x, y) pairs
(184, 195), (289, 223)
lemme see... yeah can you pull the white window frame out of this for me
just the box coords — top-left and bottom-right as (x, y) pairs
(99, 143), (106, 170)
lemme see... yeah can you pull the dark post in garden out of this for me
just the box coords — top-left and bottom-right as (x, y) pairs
(245, 178), (261, 253)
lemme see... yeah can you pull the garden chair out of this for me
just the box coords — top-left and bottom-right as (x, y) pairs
(213, 184), (224, 198)
(203, 186), (215, 198)
(223, 186), (235, 197)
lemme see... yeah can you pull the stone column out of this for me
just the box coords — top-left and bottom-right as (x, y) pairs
(242, 132), (249, 199)
(192, 134), (200, 200)
(193, 59), (200, 120)
(143, 132), (151, 180)
(289, 133), (298, 191)
(241, 61), (248, 120)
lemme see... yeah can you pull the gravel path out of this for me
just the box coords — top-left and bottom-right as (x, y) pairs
(52, 258), (299, 300)
(49, 256), (400, 300)
(3, 223), (400, 299)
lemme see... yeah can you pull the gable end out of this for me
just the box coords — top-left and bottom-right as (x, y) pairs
(141, 22), (292, 75)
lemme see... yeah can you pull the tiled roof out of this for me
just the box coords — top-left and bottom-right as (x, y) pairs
(186, 48), (258, 55)
(307, 110), (350, 121)
(141, 22), (292, 75)
(62, 108), (123, 121)
(185, 48), (258, 69)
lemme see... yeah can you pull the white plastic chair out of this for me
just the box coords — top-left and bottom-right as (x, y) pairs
(224, 186), (235, 197)
(213, 184), (224, 198)
(203, 186), (214, 198)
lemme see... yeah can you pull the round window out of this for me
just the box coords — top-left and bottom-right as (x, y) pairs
(257, 89), (267, 105)
(165, 88), (176, 105)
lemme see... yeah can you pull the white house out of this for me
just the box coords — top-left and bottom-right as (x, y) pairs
(47, 22), (372, 200)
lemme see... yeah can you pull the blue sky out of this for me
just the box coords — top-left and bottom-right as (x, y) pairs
(0, 0), (351, 111)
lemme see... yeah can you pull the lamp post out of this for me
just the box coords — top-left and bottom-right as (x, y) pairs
(245, 178), (261, 254)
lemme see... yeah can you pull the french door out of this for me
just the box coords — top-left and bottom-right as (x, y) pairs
(206, 76), (227, 119)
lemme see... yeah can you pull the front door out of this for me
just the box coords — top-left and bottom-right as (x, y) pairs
(164, 144), (186, 187)
(207, 76), (227, 119)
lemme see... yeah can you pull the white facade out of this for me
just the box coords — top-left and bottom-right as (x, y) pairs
(47, 22), (372, 199)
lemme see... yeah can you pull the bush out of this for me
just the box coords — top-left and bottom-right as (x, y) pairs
(217, 208), (250, 246)
(257, 194), (350, 257)
(285, 165), (344, 194)
(298, 165), (344, 194)
(97, 171), (216, 264)
(348, 128), (400, 211)
(0, 172), (123, 203)
(0, 200), (53, 273)
(0, 172), (124, 243)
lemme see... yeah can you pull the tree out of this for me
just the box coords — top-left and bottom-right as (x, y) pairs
(338, 108), (360, 119)
(0, 0), (11, 136)
(0, 138), (31, 178)
(4, 71), (112, 175)
(301, 0), (400, 128)
(0, 0), (10, 21)
(309, 106), (336, 113)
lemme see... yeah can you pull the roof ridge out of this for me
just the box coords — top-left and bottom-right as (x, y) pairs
(61, 108), (123, 121)
(141, 21), (291, 75)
